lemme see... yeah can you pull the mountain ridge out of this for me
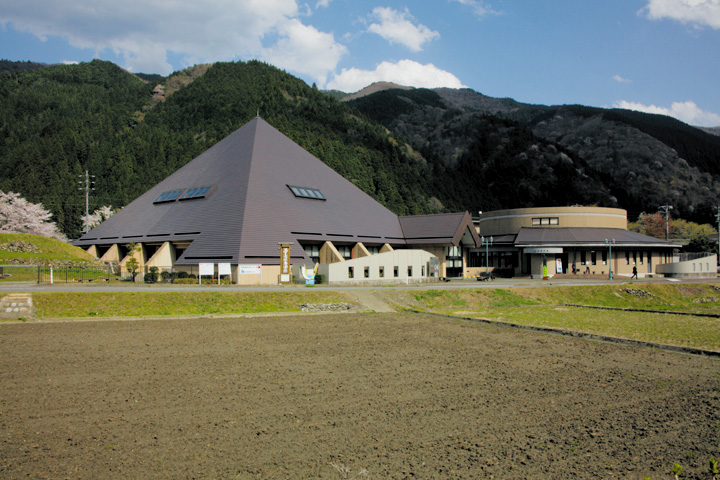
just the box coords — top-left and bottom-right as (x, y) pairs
(1, 59), (719, 238)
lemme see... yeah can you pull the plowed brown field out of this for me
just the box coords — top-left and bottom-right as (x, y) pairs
(1, 313), (718, 479)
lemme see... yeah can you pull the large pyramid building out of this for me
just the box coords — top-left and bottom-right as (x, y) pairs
(75, 117), (479, 284)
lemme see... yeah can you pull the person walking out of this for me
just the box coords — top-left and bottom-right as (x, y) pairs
(631, 265), (638, 279)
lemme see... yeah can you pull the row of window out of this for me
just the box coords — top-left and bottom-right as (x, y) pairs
(348, 265), (425, 279)
(468, 251), (517, 269)
(304, 244), (382, 263)
(532, 217), (559, 226)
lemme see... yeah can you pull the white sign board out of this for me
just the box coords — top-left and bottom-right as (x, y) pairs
(199, 263), (214, 276)
(524, 247), (563, 254)
(238, 264), (262, 275)
(218, 263), (232, 276)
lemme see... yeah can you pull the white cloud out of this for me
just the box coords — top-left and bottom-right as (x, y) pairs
(327, 59), (466, 92)
(449, 0), (498, 17)
(367, 7), (439, 52)
(614, 99), (720, 127)
(642, 0), (720, 29)
(612, 74), (632, 83)
(315, 0), (332, 7)
(0, 0), (347, 78)
(262, 19), (347, 86)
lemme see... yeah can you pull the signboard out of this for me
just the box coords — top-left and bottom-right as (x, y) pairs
(218, 263), (232, 276)
(556, 258), (563, 274)
(238, 264), (262, 275)
(278, 242), (293, 284)
(429, 258), (440, 276)
(199, 263), (214, 276)
(524, 247), (563, 254)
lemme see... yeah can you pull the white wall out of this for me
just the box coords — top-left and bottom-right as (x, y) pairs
(310, 249), (438, 285)
(656, 254), (717, 278)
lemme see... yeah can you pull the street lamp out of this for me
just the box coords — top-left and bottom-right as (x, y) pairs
(659, 204), (673, 241)
(605, 238), (615, 281)
(481, 235), (493, 274)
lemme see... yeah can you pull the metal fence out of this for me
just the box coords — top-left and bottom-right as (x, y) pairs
(19, 264), (232, 285)
(678, 252), (716, 262)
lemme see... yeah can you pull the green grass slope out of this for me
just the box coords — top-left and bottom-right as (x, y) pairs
(0, 233), (99, 265)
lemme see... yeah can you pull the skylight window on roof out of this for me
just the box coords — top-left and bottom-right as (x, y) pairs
(153, 189), (185, 204)
(288, 185), (326, 200)
(179, 185), (213, 201)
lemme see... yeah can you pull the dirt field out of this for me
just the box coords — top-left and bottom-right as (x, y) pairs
(1, 313), (718, 479)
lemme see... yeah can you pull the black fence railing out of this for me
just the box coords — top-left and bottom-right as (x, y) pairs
(32, 265), (232, 284)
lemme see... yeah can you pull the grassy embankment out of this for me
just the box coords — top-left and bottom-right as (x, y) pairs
(411, 283), (720, 352)
(0, 233), (102, 282)
(27, 291), (353, 318)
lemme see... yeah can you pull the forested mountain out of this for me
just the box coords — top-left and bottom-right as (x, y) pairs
(347, 86), (720, 223)
(0, 60), (433, 237)
(2, 59), (718, 239)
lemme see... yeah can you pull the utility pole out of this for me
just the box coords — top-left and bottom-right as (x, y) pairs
(481, 236), (493, 274)
(659, 204), (673, 241)
(605, 238), (615, 281)
(78, 170), (95, 234)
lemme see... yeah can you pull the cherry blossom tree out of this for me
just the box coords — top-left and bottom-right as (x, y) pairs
(0, 191), (67, 241)
(81, 205), (116, 232)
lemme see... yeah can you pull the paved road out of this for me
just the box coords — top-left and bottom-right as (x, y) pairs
(0, 275), (707, 293)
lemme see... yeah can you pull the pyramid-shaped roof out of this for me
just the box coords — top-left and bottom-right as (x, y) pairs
(76, 117), (416, 264)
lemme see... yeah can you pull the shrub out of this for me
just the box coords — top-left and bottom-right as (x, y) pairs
(176, 271), (189, 279)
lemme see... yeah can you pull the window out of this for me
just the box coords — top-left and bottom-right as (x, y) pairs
(367, 246), (380, 255)
(379, 266), (384, 278)
(154, 189), (185, 204)
(364, 266), (369, 278)
(407, 266), (413, 277)
(639, 251), (644, 265)
(532, 217), (559, 225)
(625, 251), (630, 265)
(591, 251), (597, 265)
(303, 244), (320, 263)
(446, 246), (461, 257)
(288, 185), (326, 200)
(393, 266), (399, 278)
(337, 245), (351, 259)
(179, 185), (212, 200)
(581, 251), (587, 265)
(348, 267), (354, 278)
(602, 251), (607, 265)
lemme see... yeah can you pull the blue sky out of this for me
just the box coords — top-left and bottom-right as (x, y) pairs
(1, 0), (719, 126)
